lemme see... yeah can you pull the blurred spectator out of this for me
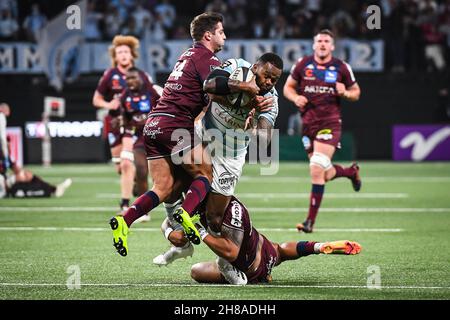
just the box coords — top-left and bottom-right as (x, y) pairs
(0, 0), (17, 18)
(121, 16), (140, 38)
(104, 4), (123, 40)
(22, 4), (47, 42)
(268, 14), (288, 39)
(132, 3), (153, 37)
(418, 3), (447, 71)
(155, 0), (176, 30)
(85, 1), (103, 41)
(0, 8), (19, 41)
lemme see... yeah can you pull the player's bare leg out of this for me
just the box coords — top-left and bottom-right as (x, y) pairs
(119, 137), (136, 211)
(134, 148), (148, 196)
(132, 147), (151, 223)
(110, 144), (122, 175)
(297, 141), (335, 233)
(110, 157), (173, 256)
(206, 192), (231, 234)
(173, 143), (213, 245)
(191, 261), (227, 284)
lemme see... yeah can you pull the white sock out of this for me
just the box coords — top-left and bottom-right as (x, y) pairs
(314, 242), (324, 253)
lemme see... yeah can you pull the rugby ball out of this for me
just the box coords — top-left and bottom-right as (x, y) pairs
(227, 67), (254, 108)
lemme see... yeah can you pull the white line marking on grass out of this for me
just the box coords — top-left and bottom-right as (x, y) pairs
(0, 283), (448, 290)
(0, 227), (403, 233)
(45, 176), (450, 184)
(1, 207), (449, 213)
(239, 176), (450, 183)
(96, 193), (410, 199)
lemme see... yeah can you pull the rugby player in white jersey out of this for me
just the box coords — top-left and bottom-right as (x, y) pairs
(153, 53), (283, 274)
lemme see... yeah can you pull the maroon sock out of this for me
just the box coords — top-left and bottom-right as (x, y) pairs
(306, 184), (324, 223)
(181, 176), (210, 216)
(123, 191), (159, 226)
(332, 164), (355, 180)
(296, 241), (318, 257)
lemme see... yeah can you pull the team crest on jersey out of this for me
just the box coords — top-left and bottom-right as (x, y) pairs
(325, 70), (337, 83)
(316, 128), (333, 141)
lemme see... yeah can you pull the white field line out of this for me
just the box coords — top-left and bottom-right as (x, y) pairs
(0, 226), (403, 233)
(45, 176), (450, 184)
(0, 207), (449, 213)
(95, 193), (410, 199)
(0, 282), (448, 290)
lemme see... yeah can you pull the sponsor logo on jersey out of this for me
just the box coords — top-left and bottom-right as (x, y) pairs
(143, 126), (163, 139)
(325, 70), (337, 83)
(316, 128), (333, 141)
(210, 56), (220, 62)
(218, 172), (237, 192)
(164, 83), (183, 91)
(304, 85), (335, 94)
(304, 69), (315, 80)
(302, 136), (311, 150)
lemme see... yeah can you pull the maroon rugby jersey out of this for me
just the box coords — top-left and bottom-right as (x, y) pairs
(120, 82), (160, 137)
(96, 67), (155, 117)
(290, 55), (356, 124)
(151, 43), (221, 124)
(220, 197), (260, 274)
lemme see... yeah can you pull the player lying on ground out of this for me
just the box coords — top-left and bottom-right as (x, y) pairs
(161, 195), (362, 284)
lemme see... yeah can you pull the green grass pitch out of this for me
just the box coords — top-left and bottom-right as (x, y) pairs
(0, 162), (449, 300)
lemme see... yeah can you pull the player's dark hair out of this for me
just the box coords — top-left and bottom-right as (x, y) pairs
(258, 53), (284, 70)
(127, 66), (140, 74)
(316, 29), (334, 39)
(190, 12), (224, 42)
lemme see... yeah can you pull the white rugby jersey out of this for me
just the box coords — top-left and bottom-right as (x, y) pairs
(202, 58), (278, 157)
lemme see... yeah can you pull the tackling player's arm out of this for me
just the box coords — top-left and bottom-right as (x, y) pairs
(283, 75), (308, 111)
(203, 69), (259, 97)
(336, 82), (361, 102)
(198, 224), (241, 262)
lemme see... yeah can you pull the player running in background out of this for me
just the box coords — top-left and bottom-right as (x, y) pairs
(93, 35), (162, 214)
(153, 53), (283, 266)
(109, 13), (226, 256)
(120, 67), (160, 199)
(283, 29), (362, 233)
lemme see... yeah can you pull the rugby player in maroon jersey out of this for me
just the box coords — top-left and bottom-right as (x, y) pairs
(93, 35), (162, 214)
(163, 195), (361, 285)
(120, 68), (160, 200)
(283, 29), (362, 233)
(109, 13), (228, 256)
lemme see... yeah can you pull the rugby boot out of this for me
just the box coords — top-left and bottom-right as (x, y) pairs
(153, 243), (194, 266)
(217, 257), (248, 285)
(350, 163), (361, 192)
(173, 208), (201, 245)
(296, 219), (314, 233)
(109, 215), (129, 256)
(320, 240), (362, 255)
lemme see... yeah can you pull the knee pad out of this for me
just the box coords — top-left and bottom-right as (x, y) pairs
(120, 150), (134, 162)
(309, 152), (332, 171)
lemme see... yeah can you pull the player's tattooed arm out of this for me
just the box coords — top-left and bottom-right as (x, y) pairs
(201, 225), (242, 262)
(336, 82), (361, 101)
